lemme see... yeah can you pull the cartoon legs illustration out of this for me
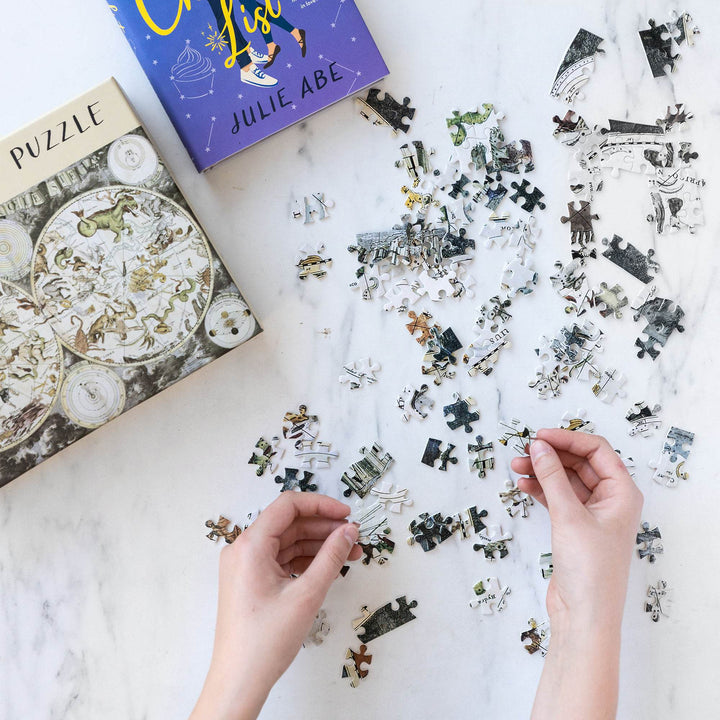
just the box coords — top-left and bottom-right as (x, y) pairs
(206, 0), (278, 87)
(242, 0), (306, 69)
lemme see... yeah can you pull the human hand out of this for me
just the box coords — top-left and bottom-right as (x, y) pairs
(189, 493), (362, 720)
(510, 429), (643, 628)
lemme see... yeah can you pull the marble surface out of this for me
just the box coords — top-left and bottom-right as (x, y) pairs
(2, 1), (720, 718)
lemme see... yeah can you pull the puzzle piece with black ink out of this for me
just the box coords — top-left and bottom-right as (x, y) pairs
(275, 468), (317, 493)
(357, 89), (415, 134)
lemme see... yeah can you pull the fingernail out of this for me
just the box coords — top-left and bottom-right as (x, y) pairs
(343, 524), (359, 545)
(530, 439), (550, 460)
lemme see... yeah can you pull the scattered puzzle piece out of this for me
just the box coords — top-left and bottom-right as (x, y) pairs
(443, 393), (479, 433)
(469, 577), (510, 613)
(499, 479), (533, 518)
(248, 436), (281, 476)
(632, 289), (685, 360)
(205, 515), (242, 544)
(645, 580), (671, 622)
(591, 368), (627, 403)
(370, 482), (413, 514)
(397, 383), (433, 422)
(305, 609), (330, 646)
(421, 438), (458, 470)
(339, 358), (381, 389)
(626, 401), (662, 438)
(405, 311), (438, 345)
(559, 408), (595, 433)
(275, 468), (317, 493)
(342, 644), (372, 688)
(291, 192), (334, 223)
(341, 443), (394, 498)
(550, 28), (605, 104)
(294, 440), (338, 469)
(637, 522), (663, 563)
(283, 404), (318, 445)
(592, 282), (627, 319)
(521, 618), (550, 656)
(408, 511), (454, 551)
(539, 552), (553, 579)
(357, 88), (415, 134)
(468, 435), (495, 479)
(601, 235), (659, 283)
(353, 596), (419, 642)
(509, 179), (546, 212)
(650, 426), (694, 487)
(473, 524), (513, 560)
(498, 418), (535, 454)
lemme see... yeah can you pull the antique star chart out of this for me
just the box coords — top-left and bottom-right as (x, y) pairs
(0, 128), (259, 486)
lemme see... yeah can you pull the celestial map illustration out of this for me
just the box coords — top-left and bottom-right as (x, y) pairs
(204, 293), (256, 348)
(0, 219), (33, 281)
(0, 280), (63, 451)
(32, 185), (214, 366)
(107, 134), (160, 185)
(60, 361), (126, 428)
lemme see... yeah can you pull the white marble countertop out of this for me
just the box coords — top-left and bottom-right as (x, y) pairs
(2, 1), (720, 718)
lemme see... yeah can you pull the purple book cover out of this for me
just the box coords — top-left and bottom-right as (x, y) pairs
(107, 1), (388, 171)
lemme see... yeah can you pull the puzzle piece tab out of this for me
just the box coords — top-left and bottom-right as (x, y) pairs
(443, 393), (479, 433)
(509, 179), (546, 212)
(469, 577), (510, 614)
(341, 443), (394, 498)
(342, 644), (372, 688)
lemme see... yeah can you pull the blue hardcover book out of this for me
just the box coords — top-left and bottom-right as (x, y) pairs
(106, 0), (388, 171)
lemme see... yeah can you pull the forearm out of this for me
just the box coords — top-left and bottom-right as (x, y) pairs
(531, 614), (621, 720)
(188, 663), (272, 720)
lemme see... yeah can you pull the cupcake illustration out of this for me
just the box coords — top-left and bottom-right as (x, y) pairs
(170, 40), (215, 99)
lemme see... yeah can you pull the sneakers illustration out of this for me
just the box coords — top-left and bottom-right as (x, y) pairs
(240, 64), (278, 87)
(248, 46), (269, 64)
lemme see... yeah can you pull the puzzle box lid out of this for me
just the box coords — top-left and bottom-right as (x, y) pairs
(0, 78), (261, 488)
(105, 0), (389, 172)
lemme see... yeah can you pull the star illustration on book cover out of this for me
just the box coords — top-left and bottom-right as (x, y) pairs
(107, 0), (388, 170)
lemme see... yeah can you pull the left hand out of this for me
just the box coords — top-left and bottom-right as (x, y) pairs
(190, 492), (362, 720)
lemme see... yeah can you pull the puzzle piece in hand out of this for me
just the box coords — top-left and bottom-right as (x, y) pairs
(632, 293), (685, 360)
(397, 383), (433, 422)
(639, 19), (680, 77)
(357, 88), (415, 134)
(305, 609), (330, 646)
(591, 368), (627, 403)
(637, 522), (663, 563)
(275, 467), (317, 493)
(408, 511), (454, 551)
(552, 110), (591, 146)
(468, 435), (495, 479)
(498, 418), (535, 454)
(291, 192), (334, 223)
(601, 235), (659, 283)
(405, 311), (438, 345)
(539, 552), (554, 579)
(353, 596), (418, 642)
(559, 408), (595, 433)
(650, 426), (694, 487)
(282, 404), (318, 445)
(626, 401), (662, 438)
(473, 525), (513, 560)
(395, 140), (434, 187)
(509, 179), (546, 212)
(499, 479), (533, 518)
(342, 644), (372, 688)
(341, 443), (394, 498)
(592, 282), (627, 319)
(339, 358), (381, 389)
(561, 200), (598, 245)
(645, 580), (671, 622)
(501, 255), (538, 296)
(469, 577), (510, 614)
(294, 440), (338, 469)
(521, 618), (550, 656)
(205, 516), (242, 544)
(248, 436), (282, 476)
(550, 28), (605, 103)
(443, 393), (479, 433)
(421, 437), (458, 471)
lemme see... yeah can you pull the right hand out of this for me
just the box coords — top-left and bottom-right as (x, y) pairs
(510, 429), (643, 627)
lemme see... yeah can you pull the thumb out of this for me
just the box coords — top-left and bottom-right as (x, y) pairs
(530, 439), (583, 520)
(300, 522), (358, 600)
